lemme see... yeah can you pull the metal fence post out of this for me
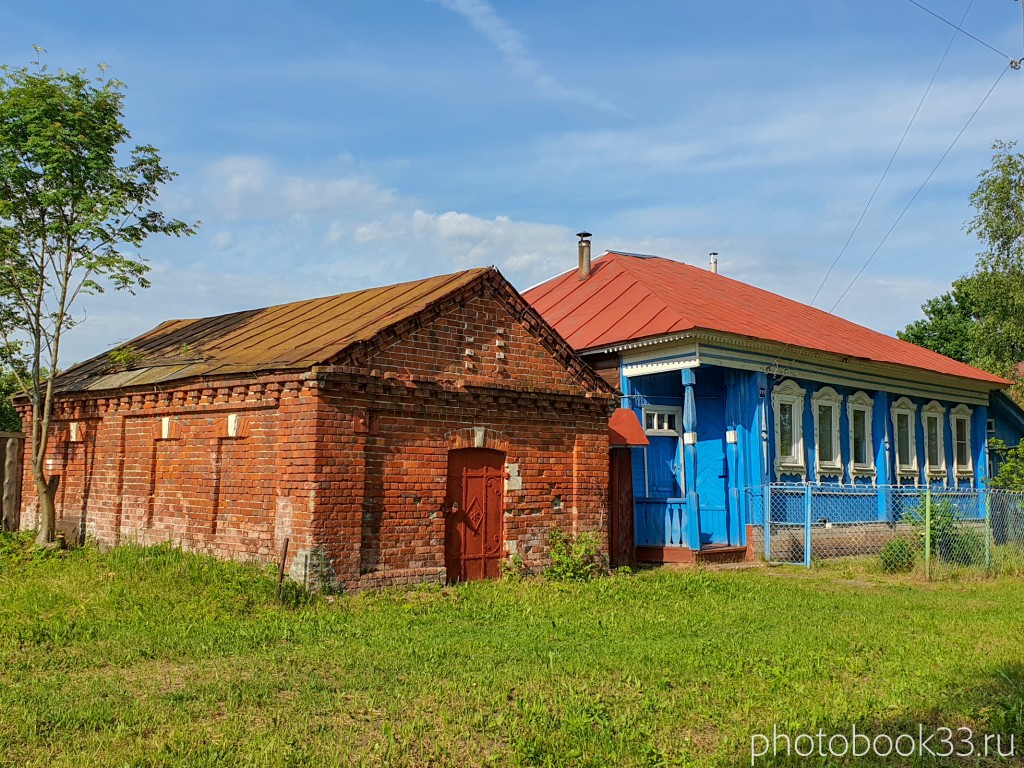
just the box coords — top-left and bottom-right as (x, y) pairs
(925, 485), (932, 582)
(763, 483), (772, 562)
(803, 483), (812, 569)
(984, 489), (992, 573)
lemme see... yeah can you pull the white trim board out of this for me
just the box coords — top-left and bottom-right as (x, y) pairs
(584, 330), (1001, 405)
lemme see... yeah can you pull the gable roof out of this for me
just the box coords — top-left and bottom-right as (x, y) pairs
(54, 267), (608, 396)
(524, 251), (1008, 387)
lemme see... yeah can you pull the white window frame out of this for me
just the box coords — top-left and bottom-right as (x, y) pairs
(890, 397), (918, 480)
(811, 386), (842, 480)
(772, 379), (806, 478)
(642, 405), (682, 437)
(847, 390), (875, 479)
(950, 404), (973, 479)
(921, 400), (947, 481)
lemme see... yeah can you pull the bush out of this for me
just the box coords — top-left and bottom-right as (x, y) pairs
(879, 539), (915, 573)
(500, 552), (528, 582)
(544, 529), (606, 582)
(906, 495), (987, 566)
(940, 527), (986, 567)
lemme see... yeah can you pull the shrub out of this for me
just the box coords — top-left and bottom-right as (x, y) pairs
(879, 539), (915, 573)
(544, 529), (606, 582)
(906, 495), (987, 566)
(940, 527), (986, 567)
(500, 552), (528, 582)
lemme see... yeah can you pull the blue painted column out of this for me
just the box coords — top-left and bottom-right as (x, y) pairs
(756, 372), (771, 557)
(681, 369), (701, 551)
(754, 371), (769, 485)
(724, 370), (741, 546)
(974, 404), (989, 488)
(874, 391), (891, 521)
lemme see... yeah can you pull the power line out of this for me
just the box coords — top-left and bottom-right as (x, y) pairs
(767, 0), (979, 375)
(767, 60), (1011, 378)
(807, 0), (975, 308)
(829, 62), (1012, 313)
(906, 0), (1017, 63)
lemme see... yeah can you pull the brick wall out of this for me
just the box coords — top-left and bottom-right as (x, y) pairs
(19, 376), (319, 577)
(315, 376), (610, 590)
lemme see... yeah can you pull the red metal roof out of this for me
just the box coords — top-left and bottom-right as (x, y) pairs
(524, 252), (1008, 386)
(609, 407), (649, 446)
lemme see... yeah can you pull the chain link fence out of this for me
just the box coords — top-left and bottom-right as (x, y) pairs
(748, 484), (1024, 579)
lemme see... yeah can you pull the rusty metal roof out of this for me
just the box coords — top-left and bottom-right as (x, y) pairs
(525, 252), (1009, 386)
(55, 268), (491, 394)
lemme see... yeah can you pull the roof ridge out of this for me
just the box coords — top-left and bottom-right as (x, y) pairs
(525, 251), (1008, 386)
(48, 267), (498, 395)
(172, 267), (491, 324)
(608, 252), (690, 327)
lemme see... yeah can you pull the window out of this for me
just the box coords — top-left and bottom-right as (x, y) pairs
(772, 379), (806, 477)
(811, 386), (842, 478)
(921, 401), (946, 480)
(950, 404), (973, 478)
(643, 406), (681, 436)
(641, 405), (683, 498)
(890, 397), (918, 479)
(847, 391), (875, 477)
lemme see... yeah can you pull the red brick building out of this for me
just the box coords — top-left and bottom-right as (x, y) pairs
(17, 268), (616, 590)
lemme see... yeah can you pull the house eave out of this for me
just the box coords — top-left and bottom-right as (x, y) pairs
(581, 330), (1004, 402)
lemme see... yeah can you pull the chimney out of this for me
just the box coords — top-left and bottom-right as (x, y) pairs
(577, 231), (592, 280)
(708, 252), (718, 274)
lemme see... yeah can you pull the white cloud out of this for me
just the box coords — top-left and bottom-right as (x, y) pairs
(431, 0), (617, 112)
(61, 63), (1015, 365)
(211, 230), (235, 250)
(205, 156), (397, 220)
(348, 208), (572, 281)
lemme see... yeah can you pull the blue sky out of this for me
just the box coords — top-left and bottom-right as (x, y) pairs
(3, 0), (1022, 364)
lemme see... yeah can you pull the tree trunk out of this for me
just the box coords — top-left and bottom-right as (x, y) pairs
(2, 437), (22, 532)
(33, 472), (59, 545)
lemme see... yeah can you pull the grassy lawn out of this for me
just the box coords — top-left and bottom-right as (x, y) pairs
(1, 534), (1023, 767)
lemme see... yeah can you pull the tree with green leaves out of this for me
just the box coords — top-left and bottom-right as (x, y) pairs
(0, 54), (196, 545)
(988, 439), (1024, 491)
(0, 352), (27, 433)
(0, 370), (21, 432)
(898, 141), (1024, 380)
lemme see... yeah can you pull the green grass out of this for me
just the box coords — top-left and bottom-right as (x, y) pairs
(1, 532), (1023, 767)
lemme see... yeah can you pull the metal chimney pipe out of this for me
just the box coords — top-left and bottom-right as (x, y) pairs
(709, 252), (719, 274)
(577, 231), (593, 281)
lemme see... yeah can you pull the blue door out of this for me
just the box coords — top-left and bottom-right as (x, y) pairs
(695, 391), (729, 544)
(645, 436), (682, 498)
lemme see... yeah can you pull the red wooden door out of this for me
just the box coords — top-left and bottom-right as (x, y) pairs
(609, 448), (635, 567)
(445, 449), (505, 583)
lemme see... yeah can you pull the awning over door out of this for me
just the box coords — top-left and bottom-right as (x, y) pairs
(609, 407), (649, 447)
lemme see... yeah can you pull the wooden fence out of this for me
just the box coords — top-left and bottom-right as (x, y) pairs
(1, 432), (24, 532)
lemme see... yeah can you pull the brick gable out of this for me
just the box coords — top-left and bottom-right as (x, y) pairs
(344, 275), (608, 398)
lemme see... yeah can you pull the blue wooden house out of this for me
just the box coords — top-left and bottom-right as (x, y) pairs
(526, 244), (1024, 564)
